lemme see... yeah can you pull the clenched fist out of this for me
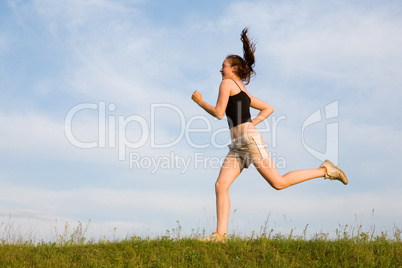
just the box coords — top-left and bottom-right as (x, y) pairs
(191, 90), (203, 104)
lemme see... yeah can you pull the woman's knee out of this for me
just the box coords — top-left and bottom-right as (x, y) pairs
(215, 180), (229, 193)
(261, 173), (286, 190)
(270, 181), (286, 190)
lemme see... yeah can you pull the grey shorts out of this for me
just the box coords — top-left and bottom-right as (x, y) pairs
(227, 134), (269, 169)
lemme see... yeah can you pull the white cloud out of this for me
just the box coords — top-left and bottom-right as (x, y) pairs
(0, 209), (55, 221)
(0, 112), (64, 153)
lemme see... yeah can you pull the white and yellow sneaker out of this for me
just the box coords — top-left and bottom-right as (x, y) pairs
(320, 160), (348, 185)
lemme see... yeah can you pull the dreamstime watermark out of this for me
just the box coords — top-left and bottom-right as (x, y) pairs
(64, 100), (339, 171)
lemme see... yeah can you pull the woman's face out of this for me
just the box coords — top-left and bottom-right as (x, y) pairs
(220, 59), (236, 80)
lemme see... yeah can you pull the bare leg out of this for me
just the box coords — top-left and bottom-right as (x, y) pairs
(215, 156), (242, 236)
(254, 156), (326, 190)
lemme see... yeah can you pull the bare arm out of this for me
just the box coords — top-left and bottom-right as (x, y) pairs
(191, 80), (231, 120)
(249, 95), (274, 126)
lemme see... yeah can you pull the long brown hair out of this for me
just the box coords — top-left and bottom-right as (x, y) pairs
(226, 28), (256, 85)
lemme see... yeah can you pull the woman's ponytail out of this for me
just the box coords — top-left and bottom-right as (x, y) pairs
(241, 28), (256, 73)
(227, 27), (256, 85)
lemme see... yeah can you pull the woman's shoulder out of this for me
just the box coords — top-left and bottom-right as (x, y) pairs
(219, 79), (238, 95)
(219, 79), (234, 90)
(221, 78), (246, 88)
(223, 78), (249, 92)
(220, 78), (235, 85)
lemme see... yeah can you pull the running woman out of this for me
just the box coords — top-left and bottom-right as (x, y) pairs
(191, 28), (348, 242)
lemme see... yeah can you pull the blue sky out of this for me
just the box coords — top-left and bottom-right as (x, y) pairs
(1, 0), (402, 241)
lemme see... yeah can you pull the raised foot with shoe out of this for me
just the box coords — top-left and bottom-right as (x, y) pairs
(320, 160), (348, 185)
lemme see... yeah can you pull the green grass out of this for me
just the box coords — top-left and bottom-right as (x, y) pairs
(1, 227), (401, 267)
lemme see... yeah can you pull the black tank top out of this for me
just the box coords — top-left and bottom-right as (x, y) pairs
(225, 80), (252, 128)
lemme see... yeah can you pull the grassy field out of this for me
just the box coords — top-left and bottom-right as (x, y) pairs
(1, 225), (401, 267)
